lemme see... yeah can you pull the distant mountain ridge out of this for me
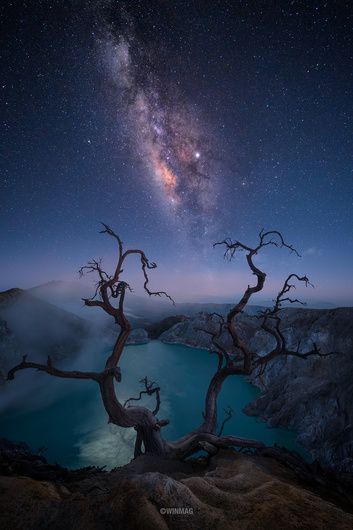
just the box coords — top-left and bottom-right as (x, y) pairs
(0, 288), (91, 383)
(28, 280), (343, 321)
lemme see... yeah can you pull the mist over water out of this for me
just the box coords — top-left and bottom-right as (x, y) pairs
(0, 341), (308, 469)
(0, 283), (310, 468)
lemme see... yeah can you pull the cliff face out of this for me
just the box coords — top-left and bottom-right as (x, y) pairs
(1, 446), (353, 530)
(160, 307), (353, 472)
(146, 315), (187, 339)
(159, 311), (258, 349)
(246, 308), (353, 472)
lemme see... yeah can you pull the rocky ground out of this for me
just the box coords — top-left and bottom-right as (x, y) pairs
(1, 439), (353, 529)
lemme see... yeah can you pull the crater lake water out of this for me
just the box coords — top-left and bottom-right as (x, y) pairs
(0, 341), (309, 468)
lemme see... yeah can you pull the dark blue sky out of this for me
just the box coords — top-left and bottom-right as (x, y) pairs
(1, 1), (352, 305)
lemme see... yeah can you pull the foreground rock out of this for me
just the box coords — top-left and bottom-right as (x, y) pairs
(1, 441), (353, 530)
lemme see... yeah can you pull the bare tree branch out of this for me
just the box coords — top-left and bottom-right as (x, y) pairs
(170, 432), (265, 460)
(257, 229), (301, 257)
(100, 222), (123, 260)
(213, 234), (301, 373)
(7, 224), (340, 463)
(119, 249), (175, 304)
(218, 406), (234, 436)
(191, 229), (337, 444)
(8, 224), (173, 458)
(7, 355), (101, 382)
(254, 274), (316, 364)
(124, 376), (161, 416)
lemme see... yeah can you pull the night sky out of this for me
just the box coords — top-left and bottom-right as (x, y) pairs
(1, 1), (353, 305)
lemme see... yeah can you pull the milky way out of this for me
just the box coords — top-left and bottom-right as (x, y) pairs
(2, 1), (353, 303)
(102, 25), (221, 239)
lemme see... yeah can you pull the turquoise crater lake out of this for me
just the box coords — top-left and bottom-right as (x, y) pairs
(0, 341), (308, 468)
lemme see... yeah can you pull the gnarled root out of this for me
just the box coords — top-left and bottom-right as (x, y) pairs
(168, 432), (265, 460)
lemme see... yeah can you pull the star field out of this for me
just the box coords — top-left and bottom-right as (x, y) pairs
(1, 1), (353, 304)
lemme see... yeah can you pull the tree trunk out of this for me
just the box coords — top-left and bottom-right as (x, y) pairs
(99, 373), (168, 456)
(201, 368), (230, 433)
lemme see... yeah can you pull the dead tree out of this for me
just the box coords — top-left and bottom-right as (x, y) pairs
(191, 230), (336, 439)
(7, 226), (335, 460)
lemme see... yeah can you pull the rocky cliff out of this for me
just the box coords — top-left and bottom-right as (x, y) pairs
(160, 307), (353, 472)
(159, 311), (257, 349)
(246, 308), (353, 472)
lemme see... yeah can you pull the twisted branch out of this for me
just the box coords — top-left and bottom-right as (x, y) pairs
(214, 230), (300, 372)
(254, 274), (321, 364)
(170, 432), (265, 460)
(124, 376), (161, 416)
(7, 355), (101, 382)
(218, 406), (234, 436)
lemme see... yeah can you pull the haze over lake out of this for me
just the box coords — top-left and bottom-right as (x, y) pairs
(0, 341), (307, 468)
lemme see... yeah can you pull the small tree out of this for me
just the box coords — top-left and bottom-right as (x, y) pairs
(7, 226), (334, 460)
